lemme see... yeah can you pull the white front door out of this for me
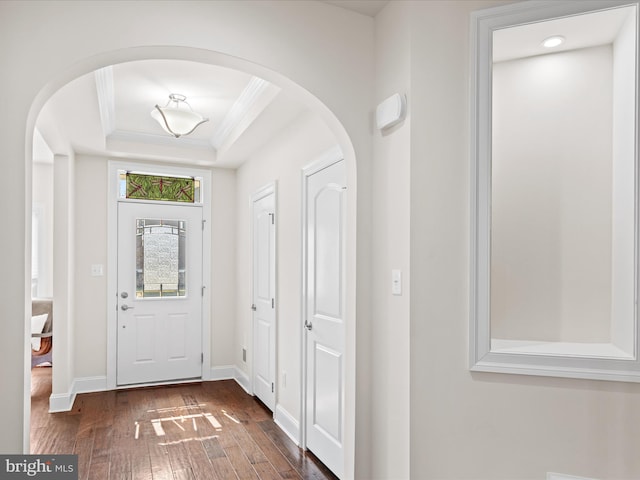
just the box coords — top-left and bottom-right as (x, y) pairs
(304, 158), (346, 479)
(252, 185), (276, 410)
(117, 201), (203, 386)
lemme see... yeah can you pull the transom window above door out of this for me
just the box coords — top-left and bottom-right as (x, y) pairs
(118, 171), (203, 204)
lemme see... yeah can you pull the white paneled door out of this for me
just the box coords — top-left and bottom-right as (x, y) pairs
(304, 157), (346, 479)
(117, 202), (203, 386)
(252, 185), (276, 411)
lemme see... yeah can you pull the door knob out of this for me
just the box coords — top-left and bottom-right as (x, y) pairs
(121, 304), (134, 311)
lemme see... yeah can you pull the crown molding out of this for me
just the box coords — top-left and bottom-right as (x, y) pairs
(210, 76), (274, 149)
(95, 66), (115, 136)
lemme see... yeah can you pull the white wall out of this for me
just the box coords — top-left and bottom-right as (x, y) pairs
(491, 45), (614, 343)
(73, 156), (108, 378)
(370, 3), (411, 478)
(236, 111), (337, 422)
(408, 1), (640, 478)
(52, 153), (76, 399)
(611, 8), (637, 353)
(32, 162), (54, 298)
(210, 168), (238, 368)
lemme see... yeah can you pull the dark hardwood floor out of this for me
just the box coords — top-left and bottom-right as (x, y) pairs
(30, 368), (338, 480)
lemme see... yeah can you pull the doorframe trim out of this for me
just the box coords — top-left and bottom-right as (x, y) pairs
(299, 144), (344, 452)
(250, 181), (278, 409)
(106, 160), (212, 390)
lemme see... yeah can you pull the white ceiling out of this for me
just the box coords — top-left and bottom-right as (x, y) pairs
(35, 0), (393, 168)
(36, 59), (307, 168)
(322, 0), (389, 17)
(493, 5), (635, 63)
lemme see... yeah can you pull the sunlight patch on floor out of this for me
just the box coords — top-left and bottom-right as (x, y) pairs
(158, 434), (220, 447)
(135, 402), (226, 442)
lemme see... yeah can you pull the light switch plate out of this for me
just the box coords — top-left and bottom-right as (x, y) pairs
(392, 269), (402, 295)
(91, 264), (104, 277)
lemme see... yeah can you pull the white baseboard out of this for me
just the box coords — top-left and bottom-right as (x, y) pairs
(209, 365), (251, 394)
(48, 375), (107, 413)
(49, 392), (76, 413)
(47, 369), (253, 412)
(234, 367), (251, 394)
(74, 375), (108, 394)
(209, 365), (236, 381)
(274, 404), (300, 446)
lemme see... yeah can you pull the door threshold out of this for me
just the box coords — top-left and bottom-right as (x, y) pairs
(116, 377), (202, 390)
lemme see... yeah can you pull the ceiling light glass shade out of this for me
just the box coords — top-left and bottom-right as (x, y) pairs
(151, 94), (209, 138)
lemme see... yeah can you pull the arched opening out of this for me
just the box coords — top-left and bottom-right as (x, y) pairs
(26, 45), (359, 478)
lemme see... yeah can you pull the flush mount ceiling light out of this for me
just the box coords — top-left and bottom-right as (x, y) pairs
(151, 93), (209, 138)
(541, 35), (565, 48)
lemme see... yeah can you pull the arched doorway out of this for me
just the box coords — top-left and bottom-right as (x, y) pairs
(27, 45), (359, 478)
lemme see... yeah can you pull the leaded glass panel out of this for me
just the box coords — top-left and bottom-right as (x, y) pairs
(125, 173), (198, 203)
(136, 219), (186, 298)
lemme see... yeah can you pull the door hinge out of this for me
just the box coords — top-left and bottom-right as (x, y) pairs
(201, 353), (204, 364)
(251, 304), (257, 311)
(270, 213), (274, 225)
(271, 298), (275, 308)
(202, 219), (206, 230)
(271, 382), (274, 393)
(202, 285), (206, 297)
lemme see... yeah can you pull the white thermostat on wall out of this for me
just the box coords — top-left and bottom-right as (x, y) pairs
(376, 93), (406, 131)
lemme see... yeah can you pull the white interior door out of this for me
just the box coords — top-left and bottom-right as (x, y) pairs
(252, 186), (276, 410)
(304, 158), (346, 479)
(117, 201), (203, 386)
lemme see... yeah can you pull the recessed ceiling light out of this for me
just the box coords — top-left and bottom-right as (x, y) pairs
(542, 35), (565, 48)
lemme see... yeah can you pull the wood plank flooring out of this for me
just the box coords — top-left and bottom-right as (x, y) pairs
(30, 368), (338, 480)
